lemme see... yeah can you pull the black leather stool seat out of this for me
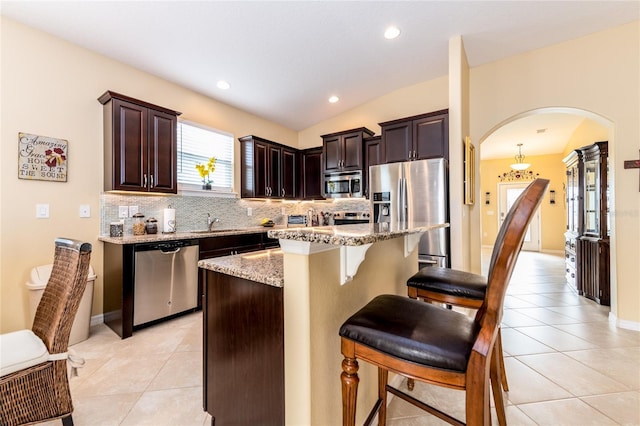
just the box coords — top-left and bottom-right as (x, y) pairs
(339, 295), (480, 372)
(407, 267), (487, 301)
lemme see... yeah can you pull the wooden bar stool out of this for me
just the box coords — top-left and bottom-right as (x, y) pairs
(405, 266), (509, 389)
(339, 178), (548, 425)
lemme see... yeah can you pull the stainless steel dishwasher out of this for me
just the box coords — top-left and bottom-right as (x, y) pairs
(133, 239), (199, 327)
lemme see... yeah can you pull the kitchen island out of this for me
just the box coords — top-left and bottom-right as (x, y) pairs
(199, 222), (447, 426)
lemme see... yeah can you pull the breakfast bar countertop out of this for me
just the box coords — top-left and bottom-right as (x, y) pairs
(198, 249), (284, 287)
(267, 222), (448, 246)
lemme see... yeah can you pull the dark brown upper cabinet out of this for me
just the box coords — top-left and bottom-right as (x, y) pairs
(380, 110), (449, 163)
(321, 128), (374, 173)
(299, 147), (324, 200)
(363, 135), (384, 198)
(239, 135), (297, 199)
(99, 91), (181, 193)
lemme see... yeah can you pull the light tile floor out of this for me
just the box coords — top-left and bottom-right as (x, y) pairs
(44, 250), (638, 425)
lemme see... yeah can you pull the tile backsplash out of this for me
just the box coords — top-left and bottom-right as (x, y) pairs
(100, 193), (369, 236)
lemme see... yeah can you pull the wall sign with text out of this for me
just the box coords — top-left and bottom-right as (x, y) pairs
(18, 132), (68, 182)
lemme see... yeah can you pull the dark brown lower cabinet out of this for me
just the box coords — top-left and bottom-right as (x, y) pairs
(577, 236), (610, 306)
(203, 270), (284, 425)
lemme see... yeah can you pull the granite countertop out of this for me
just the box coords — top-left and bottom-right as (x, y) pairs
(98, 225), (287, 244)
(267, 222), (448, 246)
(198, 249), (284, 288)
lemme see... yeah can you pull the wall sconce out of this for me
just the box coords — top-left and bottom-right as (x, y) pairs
(485, 192), (491, 205)
(549, 190), (556, 204)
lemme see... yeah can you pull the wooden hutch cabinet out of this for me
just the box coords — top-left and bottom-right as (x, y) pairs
(562, 149), (583, 294)
(578, 142), (610, 305)
(563, 142), (610, 305)
(99, 91), (181, 194)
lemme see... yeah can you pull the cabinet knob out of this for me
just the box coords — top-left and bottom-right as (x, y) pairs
(143, 174), (148, 187)
(150, 174), (154, 188)
(281, 188), (285, 197)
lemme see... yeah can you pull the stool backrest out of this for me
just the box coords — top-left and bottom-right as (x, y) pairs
(475, 179), (549, 350)
(32, 238), (92, 354)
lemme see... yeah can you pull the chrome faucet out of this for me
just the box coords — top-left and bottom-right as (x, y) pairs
(207, 213), (220, 231)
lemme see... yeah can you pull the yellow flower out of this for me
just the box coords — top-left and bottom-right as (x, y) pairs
(195, 157), (216, 182)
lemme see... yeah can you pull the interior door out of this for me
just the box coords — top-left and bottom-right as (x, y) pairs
(498, 182), (541, 251)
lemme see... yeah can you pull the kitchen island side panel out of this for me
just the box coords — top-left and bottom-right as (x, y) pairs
(203, 270), (284, 425)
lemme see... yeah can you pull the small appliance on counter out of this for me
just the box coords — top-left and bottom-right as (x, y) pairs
(287, 215), (308, 227)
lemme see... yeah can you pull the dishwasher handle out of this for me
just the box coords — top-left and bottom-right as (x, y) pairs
(160, 247), (181, 254)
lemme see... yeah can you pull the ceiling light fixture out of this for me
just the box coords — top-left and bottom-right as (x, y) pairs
(328, 95), (339, 104)
(216, 80), (230, 90)
(510, 143), (531, 171)
(384, 26), (401, 40)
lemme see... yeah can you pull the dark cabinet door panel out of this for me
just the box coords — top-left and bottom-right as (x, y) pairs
(342, 132), (363, 170)
(148, 110), (177, 193)
(414, 114), (448, 160)
(203, 271), (284, 425)
(301, 147), (323, 199)
(281, 148), (297, 198)
(323, 135), (341, 172)
(382, 121), (412, 163)
(114, 99), (147, 191)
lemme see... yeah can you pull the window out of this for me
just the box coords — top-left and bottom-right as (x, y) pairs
(177, 121), (234, 192)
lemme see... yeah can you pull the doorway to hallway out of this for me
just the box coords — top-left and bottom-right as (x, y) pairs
(498, 182), (541, 252)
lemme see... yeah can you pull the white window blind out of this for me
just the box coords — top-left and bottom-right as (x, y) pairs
(177, 121), (234, 192)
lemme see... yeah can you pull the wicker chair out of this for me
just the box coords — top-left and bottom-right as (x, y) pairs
(0, 238), (92, 426)
(339, 179), (548, 425)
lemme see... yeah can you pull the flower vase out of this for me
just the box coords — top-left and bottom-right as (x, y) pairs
(202, 182), (212, 190)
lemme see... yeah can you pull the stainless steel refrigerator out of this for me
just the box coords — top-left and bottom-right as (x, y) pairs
(370, 158), (449, 268)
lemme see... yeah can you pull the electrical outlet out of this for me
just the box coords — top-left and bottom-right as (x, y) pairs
(129, 206), (139, 216)
(36, 204), (50, 218)
(118, 206), (129, 218)
(79, 205), (91, 218)
(247, 207), (252, 216)
(281, 207), (286, 215)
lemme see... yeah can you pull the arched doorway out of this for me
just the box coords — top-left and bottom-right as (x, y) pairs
(476, 107), (615, 308)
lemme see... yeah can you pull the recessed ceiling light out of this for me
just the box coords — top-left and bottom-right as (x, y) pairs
(328, 95), (339, 104)
(216, 80), (230, 90)
(384, 26), (401, 40)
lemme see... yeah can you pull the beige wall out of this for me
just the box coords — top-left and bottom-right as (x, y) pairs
(564, 118), (610, 155)
(480, 155), (567, 251)
(0, 17), (297, 332)
(470, 21), (640, 325)
(297, 76), (449, 149)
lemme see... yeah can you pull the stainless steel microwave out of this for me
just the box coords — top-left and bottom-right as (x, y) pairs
(323, 170), (362, 198)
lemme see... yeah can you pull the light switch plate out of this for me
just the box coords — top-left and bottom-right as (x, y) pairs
(79, 205), (91, 218)
(36, 204), (50, 218)
(247, 207), (252, 216)
(118, 206), (129, 218)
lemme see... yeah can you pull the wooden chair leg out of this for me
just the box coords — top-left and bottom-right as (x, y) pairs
(490, 349), (507, 426)
(61, 415), (74, 426)
(466, 355), (491, 426)
(378, 368), (388, 426)
(496, 328), (509, 391)
(341, 356), (359, 426)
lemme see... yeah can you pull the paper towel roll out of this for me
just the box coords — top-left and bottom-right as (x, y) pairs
(163, 208), (176, 233)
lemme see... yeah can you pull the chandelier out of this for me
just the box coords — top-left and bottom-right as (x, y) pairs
(510, 143), (531, 171)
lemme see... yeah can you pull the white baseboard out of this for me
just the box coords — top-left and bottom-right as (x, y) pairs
(90, 314), (104, 327)
(609, 312), (640, 331)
